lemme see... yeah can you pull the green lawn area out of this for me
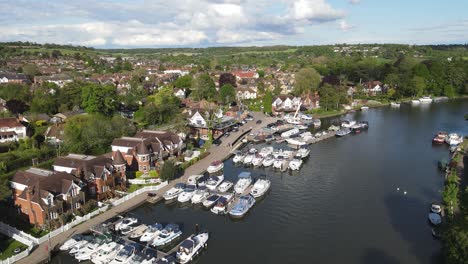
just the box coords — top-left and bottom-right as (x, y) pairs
(0, 236), (27, 260)
(308, 109), (345, 118)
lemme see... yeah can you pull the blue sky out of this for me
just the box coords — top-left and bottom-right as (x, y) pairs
(0, 0), (466, 48)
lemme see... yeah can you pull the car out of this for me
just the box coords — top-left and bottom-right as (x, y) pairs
(240, 120), (246, 125)
(213, 139), (222, 146)
(256, 120), (262, 124)
(224, 132), (230, 137)
(233, 125), (239, 129)
(245, 116), (254, 121)
(232, 128), (239, 132)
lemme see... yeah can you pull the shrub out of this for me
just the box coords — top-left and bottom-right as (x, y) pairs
(135, 171), (144, 178)
(149, 170), (159, 178)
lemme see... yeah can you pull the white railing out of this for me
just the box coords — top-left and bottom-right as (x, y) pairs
(0, 222), (34, 264)
(127, 178), (161, 185)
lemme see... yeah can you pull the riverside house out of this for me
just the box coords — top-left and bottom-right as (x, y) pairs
(10, 168), (85, 227)
(0, 117), (27, 143)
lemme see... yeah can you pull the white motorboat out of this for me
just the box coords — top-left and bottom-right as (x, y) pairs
(69, 240), (90, 255)
(243, 153), (254, 165)
(300, 131), (314, 142)
(186, 175), (204, 185)
(419, 96), (432, 103)
(361, 106), (369, 110)
(151, 224), (183, 247)
(273, 155), (287, 170)
(286, 137), (307, 146)
(445, 133), (463, 146)
(75, 238), (109, 262)
(217, 181), (233, 192)
(431, 203), (442, 214)
(289, 158), (303, 171)
(335, 128), (351, 137)
(60, 234), (84, 251)
(109, 245), (135, 264)
(129, 224), (148, 239)
(313, 119), (321, 127)
(252, 154), (264, 167)
(428, 213), (442, 225)
(207, 160), (224, 174)
(203, 194), (221, 208)
(411, 99), (421, 105)
(390, 102), (400, 107)
(328, 125), (340, 131)
(262, 155), (275, 167)
(248, 147), (257, 154)
(140, 223), (164, 243)
(295, 124), (308, 130)
(281, 128), (300, 138)
(299, 113), (313, 120)
(296, 147), (310, 158)
(234, 172), (253, 194)
(176, 233), (209, 264)
(121, 223), (139, 235)
(210, 193), (234, 215)
(205, 175), (224, 190)
(115, 217), (138, 231)
(91, 243), (122, 264)
(232, 151), (246, 163)
(163, 183), (186, 200)
(178, 185), (197, 203)
(341, 120), (356, 128)
(258, 146), (274, 157)
(250, 177), (271, 198)
(191, 187), (210, 204)
(282, 150), (295, 159)
(229, 195), (256, 218)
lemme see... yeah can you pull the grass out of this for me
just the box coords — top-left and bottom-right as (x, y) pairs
(307, 109), (345, 118)
(0, 237), (27, 260)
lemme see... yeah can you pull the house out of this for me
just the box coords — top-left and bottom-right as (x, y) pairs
(53, 154), (126, 200)
(232, 71), (259, 81)
(173, 88), (186, 99)
(0, 117), (27, 142)
(10, 168), (85, 226)
(0, 72), (29, 84)
(365, 81), (383, 96)
(271, 95), (303, 114)
(236, 87), (257, 100)
(44, 124), (64, 145)
(189, 111), (207, 128)
(34, 74), (73, 88)
(302, 92), (320, 110)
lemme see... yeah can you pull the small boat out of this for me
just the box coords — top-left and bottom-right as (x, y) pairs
(281, 128), (300, 138)
(411, 99), (421, 105)
(431, 203), (442, 214)
(217, 181), (233, 192)
(341, 120), (356, 128)
(419, 96), (432, 103)
(210, 193), (234, 215)
(390, 102), (400, 107)
(155, 255), (177, 264)
(176, 233), (209, 264)
(178, 185), (197, 203)
(335, 128), (351, 137)
(205, 175), (224, 190)
(191, 186), (210, 204)
(445, 133), (463, 146)
(431, 228), (442, 239)
(296, 124), (309, 130)
(229, 195), (256, 218)
(262, 154), (275, 167)
(259, 146), (274, 157)
(129, 224), (148, 239)
(151, 223), (182, 247)
(313, 119), (321, 127)
(163, 183), (186, 201)
(286, 137), (307, 146)
(351, 124), (363, 133)
(361, 106), (369, 110)
(232, 151), (246, 163)
(296, 147), (310, 158)
(288, 158), (303, 171)
(131, 249), (158, 264)
(121, 223), (140, 235)
(69, 239), (91, 255)
(186, 175), (204, 185)
(432, 131), (447, 144)
(207, 160), (224, 174)
(91, 243), (122, 264)
(273, 155), (287, 170)
(428, 213), (442, 225)
(60, 234), (84, 251)
(109, 245), (136, 264)
(203, 194), (221, 208)
(75, 235), (112, 261)
(250, 176), (271, 198)
(299, 113), (313, 120)
(243, 153), (254, 165)
(328, 125), (340, 131)
(252, 154), (264, 167)
(234, 172), (253, 194)
(358, 121), (369, 129)
(264, 135), (274, 143)
(140, 223), (164, 242)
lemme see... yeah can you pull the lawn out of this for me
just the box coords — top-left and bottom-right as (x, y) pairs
(0, 236), (27, 261)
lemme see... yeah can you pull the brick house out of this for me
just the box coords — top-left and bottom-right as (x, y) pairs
(10, 168), (85, 226)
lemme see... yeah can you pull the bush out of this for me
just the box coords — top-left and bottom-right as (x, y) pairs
(135, 171), (143, 178)
(149, 170), (159, 178)
(81, 200), (97, 215)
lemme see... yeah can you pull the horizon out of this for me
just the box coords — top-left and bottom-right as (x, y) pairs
(1, 0), (467, 48)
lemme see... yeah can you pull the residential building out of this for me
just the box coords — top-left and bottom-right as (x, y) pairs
(0, 72), (29, 84)
(365, 81), (383, 96)
(0, 117), (27, 143)
(236, 87), (257, 100)
(173, 88), (186, 99)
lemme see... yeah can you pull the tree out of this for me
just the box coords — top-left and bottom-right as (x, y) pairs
(257, 69), (265, 78)
(257, 81), (266, 95)
(122, 61), (133, 71)
(443, 84), (456, 98)
(5, 99), (29, 114)
(294, 68), (321, 95)
(160, 160), (176, 181)
(0, 83), (30, 101)
(30, 83), (59, 114)
(263, 90), (273, 114)
(219, 73), (237, 88)
(410, 76), (426, 97)
(22, 64), (40, 79)
(191, 74), (216, 101)
(219, 84), (236, 105)
(442, 226), (468, 264)
(174, 75), (192, 89)
(59, 81), (85, 112)
(319, 84), (342, 111)
(81, 83), (117, 116)
(33, 134), (45, 149)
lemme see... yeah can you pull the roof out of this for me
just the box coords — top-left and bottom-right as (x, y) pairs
(113, 150), (126, 165)
(232, 71), (256, 78)
(0, 131), (17, 136)
(53, 154), (113, 179)
(136, 141), (150, 155)
(0, 117), (25, 128)
(112, 137), (144, 148)
(0, 72), (28, 81)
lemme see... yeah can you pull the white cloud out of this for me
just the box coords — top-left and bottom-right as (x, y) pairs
(287, 0), (345, 21)
(339, 20), (355, 31)
(348, 0), (361, 5)
(215, 30), (280, 44)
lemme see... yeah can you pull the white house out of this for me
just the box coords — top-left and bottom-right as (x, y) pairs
(0, 117), (26, 143)
(236, 88), (257, 100)
(173, 88), (186, 99)
(189, 111), (207, 127)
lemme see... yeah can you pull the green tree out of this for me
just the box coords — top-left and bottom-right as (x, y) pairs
(219, 84), (235, 105)
(59, 81), (87, 112)
(159, 160), (176, 181)
(294, 68), (321, 95)
(174, 75), (193, 89)
(442, 226), (468, 264)
(443, 84), (456, 98)
(22, 64), (40, 79)
(410, 76), (426, 97)
(81, 83), (117, 116)
(263, 90), (273, 114)
(319, 84), (341, 111)
(30, 83), (59, 114)
(257, 69), (265, 78)
(191, 74), (216, 101)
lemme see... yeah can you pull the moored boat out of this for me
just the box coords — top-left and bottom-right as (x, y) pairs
(445, 133), (463, 146)
(129, 224), (148, 240)
(262, 154), (275, 167)
(178, 185), (197, 203)
(335, 128), (351, 137)
(281, 128), (300, 138)
(151, 223), (182, 247)
(191, 186), (210, 204)
(203, 194), (220, 208)
(229, 195), (256, 218)
(252, 154), (264, 167)
(259, 146), (274, 157)
(217, 181), (233, 192)
(341, 120), (356, 128)
(390, 102), (401, 107)
(313, 119), (321, 127)
(205, 175), (224, 190)
(109, 245), (135, 264)
(234, 172), (252, 194)
(288, 158), (303, 171)
(411, 99), (421, 105)
(114, 217), (138, 231)
(91, 242), (122, 264)
(232, 151), (246, 163)
(428, 213), (442, 225)
(140, 223), (164, 243)
(60, 234), (85, 251)
(430, 203), (442, 214)
(432, 131), (447, 144)
(210, 193), (234, 215)
(176, 233), (209, 264)
(250, 176), (271, 198)
(419, 96), (432, 103)
(296, 147), (310, 158)
(207, 160), (224, 174)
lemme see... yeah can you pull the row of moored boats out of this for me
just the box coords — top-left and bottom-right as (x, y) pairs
(233, 146), (310, 171)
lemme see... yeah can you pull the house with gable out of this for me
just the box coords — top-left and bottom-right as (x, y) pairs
(0, 117), (27, 142)
(365, 81), (383, 96)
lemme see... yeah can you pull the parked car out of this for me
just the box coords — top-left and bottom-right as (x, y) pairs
(224, 132), (230, 137)
(213, 139), (222, 146)
(245, 116), (254, 121)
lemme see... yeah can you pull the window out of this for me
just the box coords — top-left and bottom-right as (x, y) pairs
(75, 203), (80, 209)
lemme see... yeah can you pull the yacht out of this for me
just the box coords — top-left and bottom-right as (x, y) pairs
(186, 175), (204, 185)
(445, 133), (463, 146)
(69, 239), (91, 255)
(300, 131), (314, 142)
(313, 119), (321, 127)
(155, 256), (176, 264)
(207, 160), (224, 174)
(262, 154), (275, 167)
(128, 252), (151, 264)
(115, 217), (138, 231)
(250, 177), (271, 198)
(178, 185), (197, 203)
(75, 235), (112, 262)
(234, 172), (253, 194)
(163, 183), (186, 200)
(328, 125), (340, 131)
(232, 151), (246, 163)
(151, 224), (182, 247)
(432, 131), (448, 144)
(361, 106), (369, 110)
(129, 224), (148, 240)
(109, 245), (136, 264)
(281, 128), (300, 138)
(210, 193), (234, 215)
(60, 234), (85, 251)
(217, 181), (233, 192)
(411, 99), (421, 105)
(140, 223), (164, 243)
(335, 128), (351, 137)
(341, 120), (356, 128)
(431, 203), (442, 214)
(140, 250), (158, 264)
(229, 195), (256, 218)
(259, 146), (274, 157)
(243, 153), (255, 165)
(296, 147), (310, 158)
(295, 124), (309, 130)
(205, 175), (224, 190)
(390, 102), (401, 107)
(252, 154), (264, 167)
(428, 213), (442, 225)
(121, 223), (140, 235)
(419, 96), (433, 103)
(203, 194), (220, 208)
(176, 233), (209, 264)
(273, 155), (287, 170)
(288, 158), (303, 171)
(191, 186), (210, 204)
(91, 243), (122, 264)
(286, 137), (307, 146)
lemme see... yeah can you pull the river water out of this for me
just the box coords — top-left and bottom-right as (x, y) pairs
(53, 99), (468, 264)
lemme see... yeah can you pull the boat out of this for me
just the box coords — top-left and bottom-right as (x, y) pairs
(250, 177), (271, 198)
(335, 128), (351, 137)
(351, 124), (363, 133)
(60, 234), (85, 251)
(300, 131), (314, 142)
(151, 223), (183, 247)
(248, 147), (257, 154)
(191, 186), (210, 204)
(431, 203), (442, 214)
(217, 181), (233, 192)
(210, 193), (234, 215)
(155, 255), (177, 264)
(273, 155), (287, 170)
(176, 233), (209, 264)
(299, 113), (313, 120)
(296, 147), (310, 158)
(295, 124), (309, 130)
(203, 194), (220, 208)
(229, 195), (256, 218)
(411, 99), (421, 105)
(232, 151), (246, 163)
(428, 213), (442, 225)
(328, 125), (340, 131)
(121, 223), (140, 235)
(75, 235), (112, 262)
(390, 102), (400, 107)
(163, 183), (186, 201)
(243, 153), (254, 165)
(419, 96), (432, 103)
(264, 134), (274, 143)
(432, 131), (448, 144)
(252, 154), (264, 167)
(109, 245), (136, 264)
(286, 137), (307, 146)
(313, 119), (321, 127)
(69, 239), (91, 255)
(129, 249), (157, 264)
(205, 175), (224, 190)
(281, 128), (300, 138)
(259, 146), (274, 157)
(341, 120), (356, 128)
(445, 133), (463, 146)
(361, 106), (369, 110)
(358, 121), (369, 129)
(91, 243), (122, 264)
(262, 154), (275, 167)
(288, 158), (303, 171)
(186, 175), (204, 185)
(129, 224), (148, 239)
(140, 223), (164, 243)
(234, 172), (253, 194)
(178, 185), (197, 203)
(207, 160), (224, 174)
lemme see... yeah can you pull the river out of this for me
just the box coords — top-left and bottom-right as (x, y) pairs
(53, 99), (468, 264)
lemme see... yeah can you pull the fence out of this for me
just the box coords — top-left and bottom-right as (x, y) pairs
(0, 181), (168, 263)
(127, 178), (162, 185)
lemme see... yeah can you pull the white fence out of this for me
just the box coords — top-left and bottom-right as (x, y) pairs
(0, 181), (168, 263)
(127, 178), (161, 185)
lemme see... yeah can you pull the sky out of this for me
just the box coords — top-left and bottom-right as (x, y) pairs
(0, 0), (467, 48)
